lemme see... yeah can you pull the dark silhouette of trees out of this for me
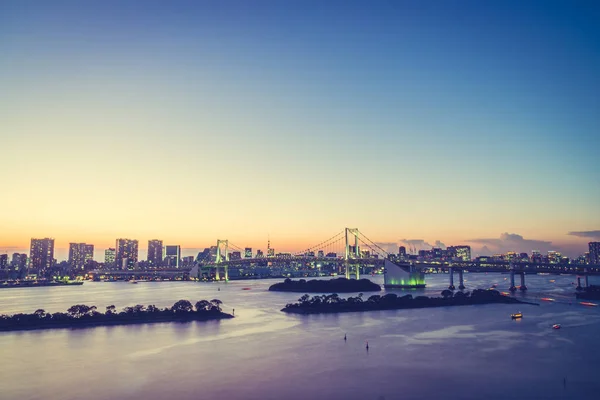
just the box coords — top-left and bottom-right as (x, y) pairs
(269, 277), (381, 293)
(282, 289), (537, 314)
(172, 300), (193, 313)
(0, 299), (232, 332)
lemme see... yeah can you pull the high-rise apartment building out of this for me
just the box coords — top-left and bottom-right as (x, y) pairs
(147, 240), (163, 267)
(115, 239), (138, 269)
(69, 243), (94, 270)
(164, 245), (181, 267)
(11, 253), (28, 270)
(29, 238), (55, 273)
(244, 248), (252, 258)
(590, 242), (600, 265)
(448, 245), (471, 261)
(104, 248), (116, 266)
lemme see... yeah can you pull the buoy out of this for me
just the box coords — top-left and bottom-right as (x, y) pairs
(344, 334), (347, 341)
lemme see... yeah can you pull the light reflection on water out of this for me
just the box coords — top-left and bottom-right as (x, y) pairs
(0, 274), (599, 400)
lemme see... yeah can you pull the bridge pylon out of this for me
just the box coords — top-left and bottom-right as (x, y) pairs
(215, 239), (229, 281)
(344, 228), (360, 279)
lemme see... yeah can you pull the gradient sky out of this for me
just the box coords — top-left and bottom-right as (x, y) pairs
(1, 0), (599, 260)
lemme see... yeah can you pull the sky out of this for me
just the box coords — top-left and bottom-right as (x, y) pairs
(1, 0), (599, 260)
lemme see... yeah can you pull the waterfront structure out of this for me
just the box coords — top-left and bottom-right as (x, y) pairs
(115, 239), (138, 269)
(68, 243), (94, 271)
(104, 248), (116, 266)
(383, 259), (425, 288)
(147, 239), (163, 267)
(590, 242), (600, 265)
(244, 247), (252, 258)
(164, 245), (181, 267)
(29, 238), (55, 273)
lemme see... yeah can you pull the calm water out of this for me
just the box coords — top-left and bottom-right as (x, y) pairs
(1, 273), (599, 400)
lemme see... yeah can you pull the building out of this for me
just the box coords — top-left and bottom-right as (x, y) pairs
(68, 243), (94, 271)
(104, 248), (116, 267)
(398, 246), (407, 258)
(0, 254), (7, 269)
(548, 251), (562, 264)
(317, 250), (324, 258)
(147, 240), (163, 267)
(115, 239), (138, 269)
(164, 245), (181, 267)
(244, 248), (252, 258)
(29, 238), (55, 273)
(267, 248), (275, 257)
(181, 256), (195, 266)
(256, 249), (264, 258)
(447, 245), (471, 261)
(229, 251), (242, 261)
(11, 253), (28, 270)
(590, 242), (600, 265)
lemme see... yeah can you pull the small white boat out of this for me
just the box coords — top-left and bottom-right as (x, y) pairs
(552, 324), (561, 329)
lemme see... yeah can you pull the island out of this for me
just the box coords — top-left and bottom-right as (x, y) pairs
(0, 299), (232, 332)
(281, 289), (537, 314)
(269, 277), (381, 293)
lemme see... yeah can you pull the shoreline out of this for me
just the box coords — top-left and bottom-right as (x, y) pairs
(282, 290), (539, 315)
(0, 313), (233, 333)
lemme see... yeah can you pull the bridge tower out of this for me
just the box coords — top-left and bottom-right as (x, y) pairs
(344, 228), (360, 279)
(215, 239), (229, 281)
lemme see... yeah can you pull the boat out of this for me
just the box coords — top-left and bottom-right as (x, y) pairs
(540, 298), (555, 302)
(129, 280), (138, 284)
(580, 302), (598, 307)
(552, 324), (561, 329)
(549, 280), (556, 283)
(241, 287), (251, 290)
(511, 312), (523, 319)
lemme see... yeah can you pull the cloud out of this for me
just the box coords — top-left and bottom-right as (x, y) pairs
(568, 230), (600, 240)
(466, 233), (554, 255)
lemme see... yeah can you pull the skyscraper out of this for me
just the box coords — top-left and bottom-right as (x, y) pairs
(115, 239), (138, 269)
(147, 239), (163, 267)
(11, 253), (28, 270)
(69, 243), (94, 270)
(590, 242), (600, 265)
(0, 254), (7, 269)
(164, 245), (181, 267)
(104, 248), (116, 267)
(29, 238), (55, 273)
(448, 245), (471, 261)
(244, 248), (252, 258)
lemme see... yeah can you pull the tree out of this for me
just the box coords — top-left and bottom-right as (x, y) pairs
(34, 309), (47, 319)
(147, 305), (159, 313)
(195, 300), (211, 312)
(105, 305), (116, 315)
(171, 300), (193, 313)
(298, 294), (310, 304)
(67, 305), (91, 318)
(133, 304), (145, 314)
(441, 290), (453, 299)
(209, 299), (223, 312)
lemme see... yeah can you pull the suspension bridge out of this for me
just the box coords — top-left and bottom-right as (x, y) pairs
(190, 228), (389, 281)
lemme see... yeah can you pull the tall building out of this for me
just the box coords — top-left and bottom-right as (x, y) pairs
(244, 248), (252, 258)
(104, 248), (116, 267)
(229, 251), (242, 260)
(164, 245), (181, 267)
(317, 250), (324, 258)
(69, 243), (94, 270)
(448, 245), (471, 261)
(590, 242), (600, 265)
(267, 248), (275, 257)
(29, 238), (55, 273)
(11, 253), (28, 270)
(115, 239), (138, 269)
(147, 240), (163, 267)
(256, 249), (264, 258)
(0, 254), (7, 269)
(398, 246), (407, 257)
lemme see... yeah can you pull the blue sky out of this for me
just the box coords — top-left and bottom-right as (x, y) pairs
(1, 0), (599, 258)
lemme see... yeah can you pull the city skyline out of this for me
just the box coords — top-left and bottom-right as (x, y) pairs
(1, 1), (599, 258)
